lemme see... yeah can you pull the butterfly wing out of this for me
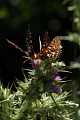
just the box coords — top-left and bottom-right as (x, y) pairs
(42, 31), (50, 51)
(42, 36), (61, 59)
(25, 24), (34, 56)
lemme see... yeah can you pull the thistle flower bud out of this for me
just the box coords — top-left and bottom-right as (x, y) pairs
(51, 67), (59, 74)
(32, 59), (41, 68)
(54, 75), (61, 81)
(53, 86), (62, 94)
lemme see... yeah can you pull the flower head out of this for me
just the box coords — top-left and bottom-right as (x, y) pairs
(32, 59), (41, 68)
(53, 86), (62, 94)
(51, 67), (59, 74)
(54, 75), (62, 81)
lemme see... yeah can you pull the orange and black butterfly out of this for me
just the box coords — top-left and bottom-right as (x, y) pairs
(33, 32), (61, 60)
(5, 26), (61, 62)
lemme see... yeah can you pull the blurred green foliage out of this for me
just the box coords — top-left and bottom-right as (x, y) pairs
(0, 0), (70, 35)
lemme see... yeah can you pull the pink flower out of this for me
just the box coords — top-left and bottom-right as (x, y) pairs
(54, 76), (61, 81)
(51, 67), (59, 74)
(53, 86), (62, 94)
(32, 59), (41, 68)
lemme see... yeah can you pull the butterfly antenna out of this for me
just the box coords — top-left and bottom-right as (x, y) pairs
(39, 36), (42, 51)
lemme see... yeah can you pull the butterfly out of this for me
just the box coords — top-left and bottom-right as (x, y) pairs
(4, 27), (61, 63)
(30, 31), (61, 60)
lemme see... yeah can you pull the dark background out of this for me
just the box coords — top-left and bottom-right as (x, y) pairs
(0, 0), (78, 87)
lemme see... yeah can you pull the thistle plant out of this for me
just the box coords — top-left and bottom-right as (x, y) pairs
(0, 28), (79, 119)
(8, 58), (78, 120)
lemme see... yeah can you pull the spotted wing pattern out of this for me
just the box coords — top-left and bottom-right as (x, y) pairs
(26, 24), (34, 56)
(42, 31), (50, 50)
(42, 36), (61, 59)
